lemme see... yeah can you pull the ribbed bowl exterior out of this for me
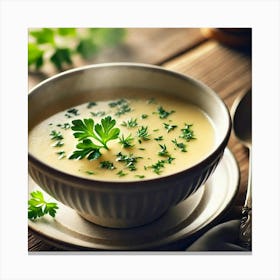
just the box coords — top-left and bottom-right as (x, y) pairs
(28, 150), (224, 228)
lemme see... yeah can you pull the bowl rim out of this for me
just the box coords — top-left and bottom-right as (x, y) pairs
(28, 62), (232, 187)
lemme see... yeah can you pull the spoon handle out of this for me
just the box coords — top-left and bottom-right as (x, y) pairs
(239, 148), (252, 250)
(240, 206), (252, 249)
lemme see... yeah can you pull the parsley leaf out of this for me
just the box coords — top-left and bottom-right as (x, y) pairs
(28, 191), (58, 220)
(69, 116), (120, 160)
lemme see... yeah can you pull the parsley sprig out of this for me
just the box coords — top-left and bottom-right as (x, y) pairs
(69, 116), (120, 160)
(28, 191), (58, 220)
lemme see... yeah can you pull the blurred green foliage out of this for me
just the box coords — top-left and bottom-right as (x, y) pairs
(28, 28), (126, 71)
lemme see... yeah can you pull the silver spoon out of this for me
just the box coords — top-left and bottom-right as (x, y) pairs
(231, 89), (252, 250)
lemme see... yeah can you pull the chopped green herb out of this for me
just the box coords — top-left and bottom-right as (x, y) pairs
(116, 170), (127, 177)
(108, 99), (126, 108)
(121, 118), (138, 128)
(57, 123), (71, 130)
(56, 151), (66, 159)
(115, 103), (131, 117)
(156, 106), (175, 119)
(69, 116), (120, 160)
(136, 126), (150, 141)
(90, 111), (106, 117)
(138, 147), (146, 151)
(147, 98), (157, 104)
(100, 161), (116, 170)
(65, 108), (80, 118)
(150, 160), (166, 175)
(149, 156), (175, 175)
(118, 134), (134, 148)
(154, 136), (164, 141)
(163, 123), (178, 133)
(116, 152), (142, 171)
(87, 102), (97, 109)
(108, 99), (132, 117)
(180, 124), (196, 142)
(158, 144), (170, 157)
(85, 170), (95, 175)
(172, 139), (187, 152)
(135, 175), (145, 179)
(166, 156), (175, 164)
(52, 140), (64, 147)
(28, 190), (58, 220)
(141, 114), (148, 119)
(153, 129), (160, 132)
(50, 130), (63, 141)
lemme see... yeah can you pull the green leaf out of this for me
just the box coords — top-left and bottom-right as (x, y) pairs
(70, 116), (120, 160)
(30, 28), (55, 45)
(76, 138), (101, 150)
(71, 118), (95, 140)
(28, 43), (44, 67)
(94, 116), (120, 145)
(76, 38), (99, 59)
(28, 28), (126, 72)
(50, 48), (73, 71)
(90, 28), (126, 46)
(57, 28), (76, 36)
(28, 191), (58, 220)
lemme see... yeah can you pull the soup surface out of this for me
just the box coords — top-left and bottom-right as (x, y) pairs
(29, 89), (215, 181)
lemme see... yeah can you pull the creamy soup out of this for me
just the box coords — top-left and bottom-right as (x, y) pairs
(29, 89), (215, 181)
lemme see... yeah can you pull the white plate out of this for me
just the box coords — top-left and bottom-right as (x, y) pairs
(28, 148), (239, 251)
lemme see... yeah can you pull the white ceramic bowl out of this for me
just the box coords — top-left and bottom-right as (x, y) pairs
(28, 63), (231, 228)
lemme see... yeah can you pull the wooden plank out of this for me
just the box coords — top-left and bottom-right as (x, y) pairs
(93, 28), (206, 65)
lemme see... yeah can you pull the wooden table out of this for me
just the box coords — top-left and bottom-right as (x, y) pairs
(28, 28), (251, 251)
